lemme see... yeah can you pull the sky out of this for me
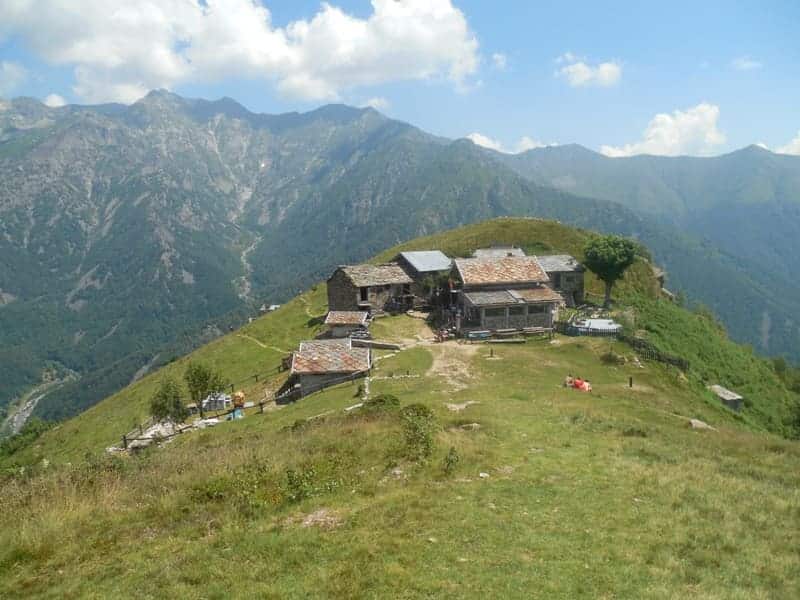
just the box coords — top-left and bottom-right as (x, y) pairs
(1, 0), (799, 156)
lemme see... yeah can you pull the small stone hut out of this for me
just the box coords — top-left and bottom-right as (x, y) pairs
(708, 384), (744, 411)
(289, 339), (371, 397)
(324, 310), (369, 338)
(327, 264), (413, 312)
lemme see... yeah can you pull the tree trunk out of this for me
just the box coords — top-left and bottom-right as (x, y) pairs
(603, 281), (613, 308)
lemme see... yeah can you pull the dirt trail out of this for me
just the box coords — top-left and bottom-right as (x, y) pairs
(426, 341), (479, 391)
(236, 334), (288, 354)
(298, 294), (322, 319)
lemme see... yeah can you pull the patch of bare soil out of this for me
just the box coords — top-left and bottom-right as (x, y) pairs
(427, 342), (480, 391)
(286, 508), (342, 530)
(444, 401), (480, 412)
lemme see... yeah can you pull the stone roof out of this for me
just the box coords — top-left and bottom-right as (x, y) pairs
(454, 256), (549, 286)
(398, 250), (452, 273)
(325, 311), (369, 326)
(473, 246), (526, 259)
(708, 384), (743, 402)
(340, 263), (413, 287)
(535, 254), (583, 273)
(509, 287), (564, 303)
(292, 339), (371, 375)
(464, 286), (563, 307)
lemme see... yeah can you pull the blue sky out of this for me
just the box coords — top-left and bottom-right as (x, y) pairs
(1, 1), (799, 155)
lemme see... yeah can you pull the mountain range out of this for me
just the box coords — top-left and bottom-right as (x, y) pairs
(1, 90), (798, 425)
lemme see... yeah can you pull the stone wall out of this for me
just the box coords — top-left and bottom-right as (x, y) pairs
(547, 271), (584, 306)
(327, 269), (360, 311)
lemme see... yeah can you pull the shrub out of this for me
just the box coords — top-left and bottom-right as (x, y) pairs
(0, 418), (54, 457)
(360, 394), (401, 417)
(399, 403), (437, 461)
(443, 446), (460, 475)
(150, 377), (188, 424)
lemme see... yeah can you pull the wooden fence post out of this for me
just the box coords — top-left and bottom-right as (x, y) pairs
(259, 401), (264, 413)
(122, 434), (128, 450)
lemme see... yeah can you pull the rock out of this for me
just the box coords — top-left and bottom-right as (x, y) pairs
(445, 401), (480, 412)
(427, 537), (437, 543)
(479, 472), (490, 479)
(688, 418), (716, 431)
(460, 422), (481, 431)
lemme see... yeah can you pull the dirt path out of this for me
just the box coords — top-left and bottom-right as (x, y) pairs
(236, 334), (288, 354)
(298, 294), (322, 319)
(426, 341), (480, 391)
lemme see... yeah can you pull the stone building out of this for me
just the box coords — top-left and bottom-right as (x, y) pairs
(395, 250), (452, 300)
(324, 310), (369, 338)
(535, 254), (585, 306)
(452, 256), (563, 332)
(326, 264), (413, 312)
(287, 339), (371, 398)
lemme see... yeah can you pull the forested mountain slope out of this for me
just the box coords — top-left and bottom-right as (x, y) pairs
(1, 91), (797, 427)
(2, 219), (797, 598)
(498, 144), (800, 355)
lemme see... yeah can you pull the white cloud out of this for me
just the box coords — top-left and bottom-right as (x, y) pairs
(466, 132), (504, 152)
(363, 96), (389, 111)
(600, 103), (726, 157)
(491, 52), (507, 70)
(515, 136), (546, 152)
(776, 131), (800, 155)
(0, 0), (480, 103)
(731, 56), (762, 71)
(466, 132), (550, 154)
(556, 53), (621, 87)
(0, 61), (28, 96)
(43, 93), (67, 107)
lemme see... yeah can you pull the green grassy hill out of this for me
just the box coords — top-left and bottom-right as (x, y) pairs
(2, 218), (798, 598)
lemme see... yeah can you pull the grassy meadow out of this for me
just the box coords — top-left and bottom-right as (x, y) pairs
(2, 218), (799, 598)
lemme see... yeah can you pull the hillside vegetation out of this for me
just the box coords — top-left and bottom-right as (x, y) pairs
(2, 219), (798, 598)
(3, 93), (799, 430)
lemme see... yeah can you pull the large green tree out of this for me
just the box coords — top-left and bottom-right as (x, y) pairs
(583, 235), (638, 308)
(150, 377), (188, 424)
(184, 362), (227, 418)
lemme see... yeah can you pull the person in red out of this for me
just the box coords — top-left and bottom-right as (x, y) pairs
(573, 376), (584, 390)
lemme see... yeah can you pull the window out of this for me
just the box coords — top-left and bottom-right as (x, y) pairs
(402, 284), (411, 295)
(360, 287), (368, 302)
(485, 307), (505, 318)
(528, 304), (546, 314)
(552, 273), (562, 287)
(508, 306), (525, 316)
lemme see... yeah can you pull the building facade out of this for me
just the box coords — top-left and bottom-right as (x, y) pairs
(327, 264), (413, 312)
(536, 254), (585, 306)
(452, 256), (563, 332)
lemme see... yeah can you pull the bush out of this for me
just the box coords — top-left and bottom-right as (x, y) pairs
(399, 403), (437, 461)
(0, 418), (54, 457)
(150, 377), (188, 424)
(359, 394), (401, 417)
(443, 446), (460, 475)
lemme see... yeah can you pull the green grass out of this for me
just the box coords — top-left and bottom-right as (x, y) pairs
(2, 320), (798, 598)
(2, 218), (798, 598)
